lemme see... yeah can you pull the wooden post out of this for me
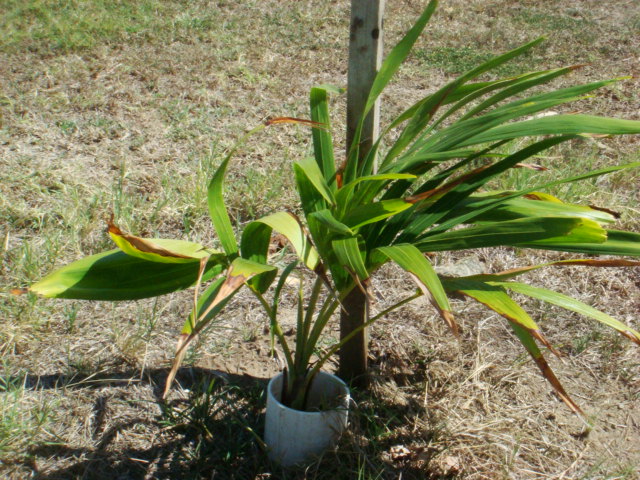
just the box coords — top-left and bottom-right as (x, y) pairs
(340, 0), (385, 385)
(346, 0), (385, 167)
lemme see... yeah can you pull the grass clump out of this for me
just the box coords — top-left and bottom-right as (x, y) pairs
(0, 365), (57, 462)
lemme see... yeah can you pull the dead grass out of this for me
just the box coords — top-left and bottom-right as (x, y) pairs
(1, 0), (639, 478)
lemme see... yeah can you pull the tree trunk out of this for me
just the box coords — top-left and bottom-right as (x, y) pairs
(339, 281), (370, 385)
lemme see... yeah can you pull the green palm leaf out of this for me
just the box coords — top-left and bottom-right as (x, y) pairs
(416, 217), (605, 252)
(453, 194), (617, 225)
(383, 37), (545, 166)
(376, 244), (456, 334)
(294, 157), (336, 207)
(310, 86), (338, 185)
(458, 114), (640, 148)
(208, 155), (239, 258)
(332, 237), (369, 282)
(28, 250), (224, 300)
(242, 212), (320, 270)
(492, 282), (640, 344)
(518, 229), (640, 256)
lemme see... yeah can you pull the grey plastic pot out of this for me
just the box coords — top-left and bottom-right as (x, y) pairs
(264, 371), (350, 466)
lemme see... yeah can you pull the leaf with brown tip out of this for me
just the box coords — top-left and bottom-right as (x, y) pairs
(470, 258), (640, 282)
(587, 204), (621, 219)
(510, 323), (583, 415)
(444, 278), (582, 414)
(108, 220), (215, 264)
(492, 281), (640, 346)
(377, 244), (458, 336)
(443, 278), (558, 354)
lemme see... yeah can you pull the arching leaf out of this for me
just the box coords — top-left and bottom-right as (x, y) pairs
(242, 212), (320, 270)
(164, 257), (276, 397)
(376, 244), (456, 334)
(27, 250), (224, 300)
(493, 281), (640, 345)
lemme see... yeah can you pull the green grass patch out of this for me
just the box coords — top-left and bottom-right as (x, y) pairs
(415, 46), (532, 77)
(0, 364), (57, 460)
(0, 0), (221, 53)
(517, 9), (591, 31)
(515, 8), (598, 43)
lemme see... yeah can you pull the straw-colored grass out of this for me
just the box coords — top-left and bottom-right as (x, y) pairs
(1, 0), (638, 478)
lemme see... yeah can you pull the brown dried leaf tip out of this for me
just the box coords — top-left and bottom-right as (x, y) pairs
(107, 218), (193, 259)
(588, 204), (621, 219)
(264, 117), (327, 129)
(515, 162), (548, 171)
(163, 332), (194, 399)
(532, 352), (583, 415)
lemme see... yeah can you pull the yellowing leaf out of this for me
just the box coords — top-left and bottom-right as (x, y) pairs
(108, 221), (215, 263)
(443, 278), (559, 356)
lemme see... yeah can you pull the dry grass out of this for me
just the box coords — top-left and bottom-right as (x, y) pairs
(1, 0), (639, 478)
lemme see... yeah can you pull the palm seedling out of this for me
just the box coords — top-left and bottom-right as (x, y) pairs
(237, 0), (640, 412)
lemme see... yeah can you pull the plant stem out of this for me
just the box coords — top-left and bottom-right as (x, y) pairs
(367, 291), (422, 324)
(309, 291), (423, 383)
(296, 275), (324, 369)
(294, 273), (305, 371)
(252, 290), (294, 374)
(301, 295), (341, 369)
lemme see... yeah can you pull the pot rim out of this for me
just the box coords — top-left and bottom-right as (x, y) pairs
(267, 371), (350, 416)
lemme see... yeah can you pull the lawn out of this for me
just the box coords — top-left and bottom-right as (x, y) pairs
(1, 0), (639, 478)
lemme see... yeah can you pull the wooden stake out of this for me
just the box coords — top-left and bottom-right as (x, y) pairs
(346, 0), (385, 169)
(340, 0), (385, 385)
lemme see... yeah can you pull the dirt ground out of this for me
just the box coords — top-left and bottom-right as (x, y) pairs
(1, 0), (639, 478)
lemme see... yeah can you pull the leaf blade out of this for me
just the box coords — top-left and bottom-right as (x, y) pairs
(208, 156), (238, 257)
(494, 282), (640, 345)
(376, 244), (456, 334)
(332, 237), (369, 282)
(458, 114), (640, 148)
(28, 250), (224, 300)
(243, 212), (320, 270)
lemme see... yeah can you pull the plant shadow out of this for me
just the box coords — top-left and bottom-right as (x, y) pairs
(7, 366), (460, 479)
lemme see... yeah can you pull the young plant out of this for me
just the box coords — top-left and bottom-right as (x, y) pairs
(235, 0), (640, 413)
(250, 259), (398, 411)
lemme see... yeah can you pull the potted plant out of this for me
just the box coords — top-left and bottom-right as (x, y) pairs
(16, 0), (640, 467)
(256, 261), (352, 465)
(235, 0), (640, 416)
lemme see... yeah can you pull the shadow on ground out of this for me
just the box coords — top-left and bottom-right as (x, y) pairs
(5, 366), (458, 479)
